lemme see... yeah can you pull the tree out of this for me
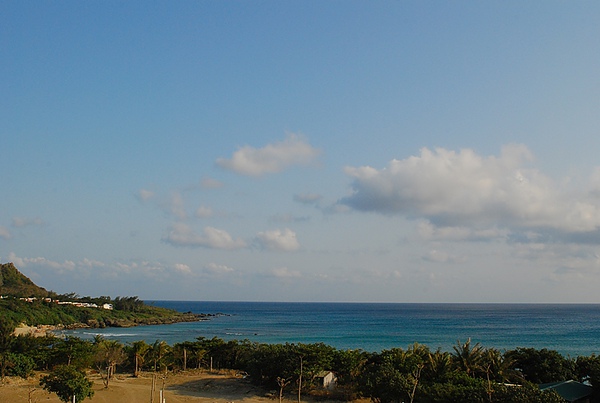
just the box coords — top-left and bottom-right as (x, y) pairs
(52, 336), (95, 369)
(149, 340), (171, 373)
(94, 338), (125, 388)
(40, 365), (94, 403)
(505, 347), (575, 384)
(128, 340), (150, 377)
(6, 352), (35, 378)
(425, 349), (453, 383)
(277, 376), (291, 403)
(0, 318), (15, 379)
(575, 354), (600, 401)
(359, 346), (427, 403)
(453, 338), (484, 377)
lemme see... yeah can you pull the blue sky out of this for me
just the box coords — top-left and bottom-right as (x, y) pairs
(2, 1), (600, 302)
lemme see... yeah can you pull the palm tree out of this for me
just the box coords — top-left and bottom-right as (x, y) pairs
(427, 349), (453, 382)
(452, 338), (484, 377)
(149, 340), (171, 373)
(94, 339), (125, 388)
(482, 348), (519, 383)
(130, 340), (150, 377)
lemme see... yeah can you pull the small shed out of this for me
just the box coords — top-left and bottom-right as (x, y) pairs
(540, 380), (593, 403)
(315, 371), (337, 389)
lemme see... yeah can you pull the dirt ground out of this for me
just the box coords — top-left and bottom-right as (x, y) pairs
(0, 370), (352, 403)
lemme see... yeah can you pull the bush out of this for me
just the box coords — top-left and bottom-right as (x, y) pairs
(7, 352), (35, 378)
(40, 365), (94, 403)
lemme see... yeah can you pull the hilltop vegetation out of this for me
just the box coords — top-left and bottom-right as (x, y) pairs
(0, 262), (49, 297)
(0, 262), (204, 328)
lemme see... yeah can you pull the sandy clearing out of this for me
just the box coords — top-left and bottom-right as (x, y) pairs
(0, 370), (346, 403)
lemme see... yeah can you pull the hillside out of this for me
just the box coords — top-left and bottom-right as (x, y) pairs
(0, 262), (49, 297)
(0, 262), (206, 328)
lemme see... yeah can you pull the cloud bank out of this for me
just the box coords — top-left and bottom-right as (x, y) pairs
(341, 145), (600, 241)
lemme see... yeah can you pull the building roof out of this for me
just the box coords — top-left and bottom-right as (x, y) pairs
(540, 380), (593, 402)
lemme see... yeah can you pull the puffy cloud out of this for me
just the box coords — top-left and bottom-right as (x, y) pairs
(8, 252), (79, 274)
(174, 263), (192, 274)
(255, 228), (300, 251)
(162, 223), (247, 249)
(0, 226), (11, 240)
(195, 205), (214, 218)
(6, 252), (201, 283)
(417, 221), (508, 242)
(201, 176), (224, 189)
(270, 267), (302, 278)
(166, 192), (187, 220)
(12, 217), (45, 228)
(204, 262), (235, 274)
(136, 189), (155, 202)
(269, 213), (310, 223)
(293, 193), (323, 205)
(341, 145), (600, 236)
(216, 134), (320, 176)
(422, 249), (467, 264)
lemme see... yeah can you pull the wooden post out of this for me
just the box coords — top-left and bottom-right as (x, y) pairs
(183, 348), (187, 371)
(150, 373), (156, 403)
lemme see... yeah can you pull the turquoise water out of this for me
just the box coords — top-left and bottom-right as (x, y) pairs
(58, 302), (600, 357)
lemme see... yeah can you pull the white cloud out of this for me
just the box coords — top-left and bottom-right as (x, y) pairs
(137, 189), (155, 202)
(255, 228), (300, 251)
(417, 221), (508, 242)
(174, 263), (192, 274)
(167, 192), (187, 220)
(422, 249), (467, 264)
(11, 217), (45, 228)
(293, 193), (322, 205)
(341, 145), (600, 238)
(216, 134), (320, 176)
(8, 252), (79, 274)
(162, 223), (247, 249)
(270, 267), (302, 278)
(205, 262), (235, 274)
(269, 213), (310, 223)
(5, 252), (207, 289)
(195, 205), (214, 218)
(0, 226), (11, 240)
(201, 176), (224, 189)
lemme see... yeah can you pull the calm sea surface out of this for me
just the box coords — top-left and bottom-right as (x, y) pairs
(59, 302), (600, 357)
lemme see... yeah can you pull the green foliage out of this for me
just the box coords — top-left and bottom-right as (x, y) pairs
(0, 264), (198, 329)
(40, 365), (94, 403)
(424, 373), (489, 403)
(452, 338), (485, 377)
(0, 262), (49, 297)
(113, 296), (144, 312)
(506, 347), (576, 384)
(1, 332), (598, 403)
(0, 294), (196, 329)
(11, 334), (56, 370)
(6, 352), (35, 378)
(52, 337), (96, 369)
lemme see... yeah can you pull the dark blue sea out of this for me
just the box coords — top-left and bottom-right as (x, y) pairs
(59, 302), (600, 357)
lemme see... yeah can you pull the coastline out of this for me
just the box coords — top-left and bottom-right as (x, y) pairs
(12, 312), (214, 338)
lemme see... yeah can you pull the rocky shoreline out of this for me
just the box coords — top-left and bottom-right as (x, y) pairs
(14, 312), (228, 336)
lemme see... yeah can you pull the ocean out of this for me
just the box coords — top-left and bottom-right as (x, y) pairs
(58, 302), (600, 357)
